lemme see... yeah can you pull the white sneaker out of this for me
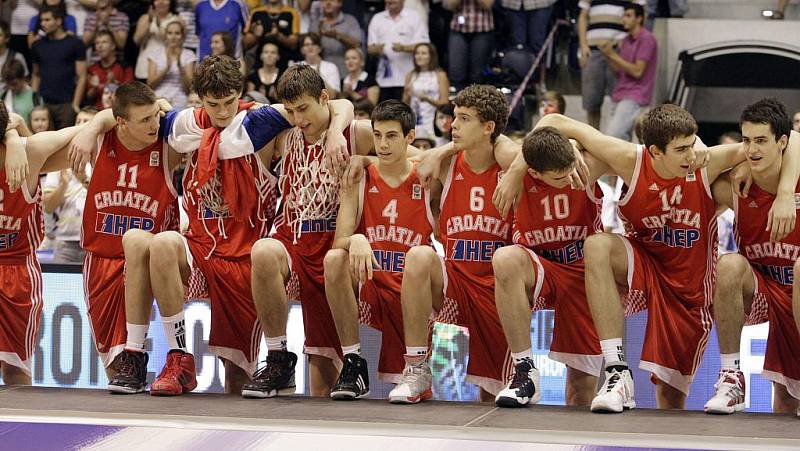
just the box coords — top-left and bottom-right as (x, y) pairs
(389, 360), (433, 404)
(495, 359), (541, 407)
(591, 363), (636, 413)
(704, 369), (745, 414)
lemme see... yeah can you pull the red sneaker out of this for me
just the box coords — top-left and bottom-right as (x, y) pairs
(150, 350), (198, 396)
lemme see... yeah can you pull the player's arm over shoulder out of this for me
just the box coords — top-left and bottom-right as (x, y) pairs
(353, 119), (375, 156)
(332, 172), (363, 250)
(711, 171), (734, 212)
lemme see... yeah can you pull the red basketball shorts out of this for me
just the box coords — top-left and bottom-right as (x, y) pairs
(83, 252), (127, 368)
(0, 255), (43, 375)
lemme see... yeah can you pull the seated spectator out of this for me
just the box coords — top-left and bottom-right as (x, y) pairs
(186, 90), (202, 107)
(133, 0), (181, 80)
(148, 20), (195, 109)
(28, 0), (79, 48)
(86, 30), (134, 109)
(341, 47), (379, 106)
(2, 60), (42, 124)
(403, 42), (449, 137)
(0, 21), (29, 94)
(294, 32), (340, 95)
(793, 109), (800, 132)
(83, 0), (130, 49)
(368, 0), (430, 102)
(433, 102), (454, 146)
(444, 0), (494, 91)
(29, 105), (53, 133)
(195, 0), (247, 60)
(412, 131), (436, 151)
(246, 41), (282, 104)
(718, 131), (742, 145)
(539, 90), (565, 116)
(209, 31), (246, 74)
(311, 0), (362, 77)
(9, 0), (39, 66)
(353, 97), (373, 120)
(100, 82), (117, 109)
(244, 0), (300, 66)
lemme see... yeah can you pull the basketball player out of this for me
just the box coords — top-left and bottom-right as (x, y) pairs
(103, 57), (354, 395)
(492, 126), (606, 408)
(322, 100), (434, 399)
(705, 98), (800, 415)
(498, 107), (800, 412)
(386, 85), (515, 403)
(243, 65), (382, 398)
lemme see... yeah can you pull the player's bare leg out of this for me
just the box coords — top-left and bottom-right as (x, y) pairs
(309, 355), (339, 397)
(772, 383), (800, 414)
(0, 363), (31, 385)
(243, 238), (297, 398)
(324, 249), (371, 400)
(566, 367), (597, 407)
(223, 359), (250, 395)
(389, 246), (444, 404)
(655, 380), (686, 409)
(584, 233), (635, 413)
(147, 231), (197, 396)
(493, 246), (542, 407)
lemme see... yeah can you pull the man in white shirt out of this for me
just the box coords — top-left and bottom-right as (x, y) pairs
(367, 0), (429, 102)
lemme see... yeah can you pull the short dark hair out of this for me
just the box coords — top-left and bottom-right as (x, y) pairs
(112, 81), (157, 120)
(0, 103), (9, 135)
(39, 4), (65, 21)
(719, 130), (742, 144)
(94, 29), (117, 48)
(275, 64), (325, 103)
(80, 105), (99, 115)
(625, 3), (645, 18)
(740, 98), (791, 142)
(541, 90), (566, 114)
(640, 103), (697, 152)
(371, 100), (416, 136)
(453, 85), (508, 142)
(193, 55), (243, 99)
(523, 126), (575, 173)
(2, 59), (26, 82)
(353, 98), (374, 116)
(301, 32), (323, 56)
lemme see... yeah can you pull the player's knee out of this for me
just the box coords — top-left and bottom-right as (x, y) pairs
(403, 246), (437, 279)
(149, 232), (183, 263)
(122, 229), (152, 256)
(251, 239), (284, 271)
(492, 246), (527, 282)
(717, 253), (749, 285)
(323, 249), (349, 279)
(583, 233), (614, 265)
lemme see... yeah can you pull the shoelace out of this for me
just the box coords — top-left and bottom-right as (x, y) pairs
(510, 363), (532, 388)
(252, 357), (284, 382)
(401, 364), (425, 385)
(338, 358), (361, 384)
(713, 371), (742, 396)
(116, 352), (137, 378)
(603, 369), (623, 393)
(157, 354), (183, 380)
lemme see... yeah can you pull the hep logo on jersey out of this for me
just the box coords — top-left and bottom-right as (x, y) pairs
(448, 239), (505, 262)
(647, 225), (700, 248)
(0, 232), (19, 249)
(95, 213), (155, 236)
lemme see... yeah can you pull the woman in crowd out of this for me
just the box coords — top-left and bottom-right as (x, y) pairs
(209, 31), (246, 75)
(433, 102), (454, 147)
(341, 47), (379, 106)
(133, 0), (181, 81)
(403, 43), (449, 137)
(147, 20), (195, 110)
(245, 41), (282, 104)
(296, 32), (340, 96)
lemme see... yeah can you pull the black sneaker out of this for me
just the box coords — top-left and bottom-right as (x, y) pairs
(241, 350), (297, 398)
(108, 350), (149, 394)
(495, 358), (541, 407)
(331, 353), (370, 400)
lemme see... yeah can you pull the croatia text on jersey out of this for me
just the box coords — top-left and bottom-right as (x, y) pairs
(95, 213), (155, 236)
(743, 241), (800, 262)
(447, 239), (506, 262)
(366, 225), (426, 248)
(446, 214), (510, 238)
(94, 190), (161, 217)
(641, 207), (702, 248)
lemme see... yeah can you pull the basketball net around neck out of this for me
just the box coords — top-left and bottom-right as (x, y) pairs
(280, 127), (341, 243)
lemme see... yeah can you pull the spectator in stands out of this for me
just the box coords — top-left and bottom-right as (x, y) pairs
(176, 0), (199, 52)
(368, 0), (429, 102)
(195, 0), (248, 60)
(412, 133), (436, 151)
(500, 0), (555, 57)
(429, 0), (453, 69)
(1, 60), (41, 124)
(0, 21), (28, 94)
(246, 41), (282, 104)
(539, 90), (565, 116)
(444, 0), (495, 91)
(186, 90), (202, 107)
(100, 82), (117, 109)
(295, 32), (340, 94)
(31, 6), (87, 129)
(83, 0), (130, 49)
(86, 30), (134, 109)
(148, 20), (195, 109)
(599, 3), (657, 141)
(210, 31), (246, 74)
(311, 0), (361, 77)
(29, 105), (53, 133)
(244, 0), (301, 66)
(8, 0), (39, 65)
(578, 0), (646, 130)
(433, 102), (454, 146)
(793, 109), (800, 132)
(353, 97), (374, 120)
(718, 130), (742, 145)
(133, 0), (181, 81)
(341, 47), (379, 106)
(28, 0), (78, 48)
(645, 0), (687, 28)
(403, 43), (449, 137)
(65, 0), (92, 36)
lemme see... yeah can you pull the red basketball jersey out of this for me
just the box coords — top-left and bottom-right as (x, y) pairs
(82, 130), (179, 258)
(617, 146), (717, 303)
(735, 182), (800, 295)
(183, 150), (277, 259)
(0, 170), (42, 264)
(513, 176), (603, 266)
(356, 163), (435, 293)
(439, 152), (513, 288)
(272, 122), (356, 248)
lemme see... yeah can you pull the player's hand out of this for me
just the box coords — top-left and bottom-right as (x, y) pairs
(688, 140), (710, 172)
(156, 98), (173, 118)
(416, 149), (447, 189)
(341, 155), (367, 192)
(731, 162), (753, 198)
(4, 131), (28, 193)
(767, 193), (796, 242)
(349, 235), (378, 283)
(68, 126), (100, 173)
(324, 130), (349, 178)
(492, 168), (525, 217)
(569, 142), (588, 190)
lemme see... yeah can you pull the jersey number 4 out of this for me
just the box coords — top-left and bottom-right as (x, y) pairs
(116, 163), (139, 189)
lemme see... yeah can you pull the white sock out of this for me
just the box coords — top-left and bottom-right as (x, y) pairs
(266, 335), (288, 352)
(125, 323), (149, 352)
(720, 353), (740, 371)
(600, 338), (625, 366)
(342, 343), (361, 356)
(161, 311), (187, 352)
(511, 348), (534, 365)
(405, 346), (427, 357)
